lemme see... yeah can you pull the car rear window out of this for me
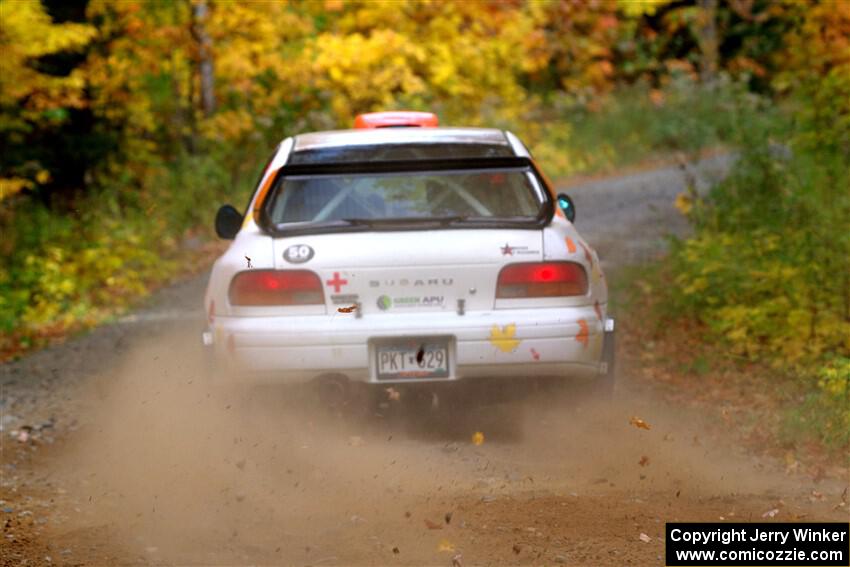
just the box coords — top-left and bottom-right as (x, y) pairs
(287, 143), (513, 165)
(266, 167), (544, 226)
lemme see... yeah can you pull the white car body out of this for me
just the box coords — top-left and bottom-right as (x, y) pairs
(203, 126), (613, 386)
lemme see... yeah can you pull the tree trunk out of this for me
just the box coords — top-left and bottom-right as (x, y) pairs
(697, 0), (719, 85)
(192, 0), (216, 117)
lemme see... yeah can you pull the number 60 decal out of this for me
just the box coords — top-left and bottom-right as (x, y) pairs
(283, 244), (314, 264)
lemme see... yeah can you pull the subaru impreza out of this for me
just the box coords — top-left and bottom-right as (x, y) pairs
(203, 112), (615, 397)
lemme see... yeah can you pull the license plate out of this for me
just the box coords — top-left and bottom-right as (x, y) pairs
(374, 338), (450, 380)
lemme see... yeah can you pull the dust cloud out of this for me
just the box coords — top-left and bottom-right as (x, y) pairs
(52, 318), (814, 565)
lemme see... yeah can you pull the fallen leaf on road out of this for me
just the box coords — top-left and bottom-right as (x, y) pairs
(451, 553), (463, 567)
(392, 547), (399, 554)
(471, 431), (485, 446)
(385, 387), (401, 401)
(639, 533), (651, 543)
(639, 455), (650, 467)
(437, 540), (455, 552)
(445, 511), (453, 525)
(512, 544), (522, 554)
(425, 518), (443, 530)
(784, 451), (799, 473)
(761, 508), (779, 518)
(629, 416), (651, 430)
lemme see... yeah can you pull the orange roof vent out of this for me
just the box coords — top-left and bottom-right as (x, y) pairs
(354, 111), (439, 129)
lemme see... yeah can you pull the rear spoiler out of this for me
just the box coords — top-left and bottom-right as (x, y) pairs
(277, 157), (533, 176)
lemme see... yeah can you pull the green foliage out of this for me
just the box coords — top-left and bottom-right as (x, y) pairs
(782, 356), (850, 454)
(666, 87), (850, 450)
(531, 77), (747, 178)
(0, 150), (238, 355)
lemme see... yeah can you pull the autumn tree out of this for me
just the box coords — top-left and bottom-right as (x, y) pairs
(0, 0), (95, 202)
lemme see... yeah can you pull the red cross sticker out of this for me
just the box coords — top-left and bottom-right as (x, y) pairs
(326, 272), (348, 293)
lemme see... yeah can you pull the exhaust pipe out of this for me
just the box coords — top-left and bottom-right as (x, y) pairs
(314, 374), (349, 409)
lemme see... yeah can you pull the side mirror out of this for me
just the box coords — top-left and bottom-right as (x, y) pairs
(556, 193), (576, 223)
(215, 204), (243, 239)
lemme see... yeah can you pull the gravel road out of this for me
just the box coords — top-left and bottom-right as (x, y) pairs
(2, 155), (847, 566)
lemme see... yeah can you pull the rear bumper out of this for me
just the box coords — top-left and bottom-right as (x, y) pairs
(206, 306), (609, 384)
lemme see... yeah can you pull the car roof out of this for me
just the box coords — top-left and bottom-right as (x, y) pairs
(292, 127), (510, 151)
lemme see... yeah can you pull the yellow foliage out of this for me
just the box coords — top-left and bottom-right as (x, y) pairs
(312, 30), (427, 121)
(303, 0), (549, 126)
(0, 177), (32, 202)
(617, 0), (674, 18)
(0, 0), (95, 114)
(0, 0), (94, 195)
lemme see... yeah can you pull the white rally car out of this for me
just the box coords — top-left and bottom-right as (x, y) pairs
(203, 111), (615, 395)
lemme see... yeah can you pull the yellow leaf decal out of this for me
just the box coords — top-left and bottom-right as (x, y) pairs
(489, 323), (520, 352)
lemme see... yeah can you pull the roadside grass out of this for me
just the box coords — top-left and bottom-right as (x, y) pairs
(615, 263), (850, 470)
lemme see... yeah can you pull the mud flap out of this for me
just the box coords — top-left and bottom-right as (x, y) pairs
(594, 317), (616, 398)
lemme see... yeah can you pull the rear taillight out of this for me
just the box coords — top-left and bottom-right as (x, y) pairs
(496, 262), (588, 298)
(228, 270), (324, 306)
